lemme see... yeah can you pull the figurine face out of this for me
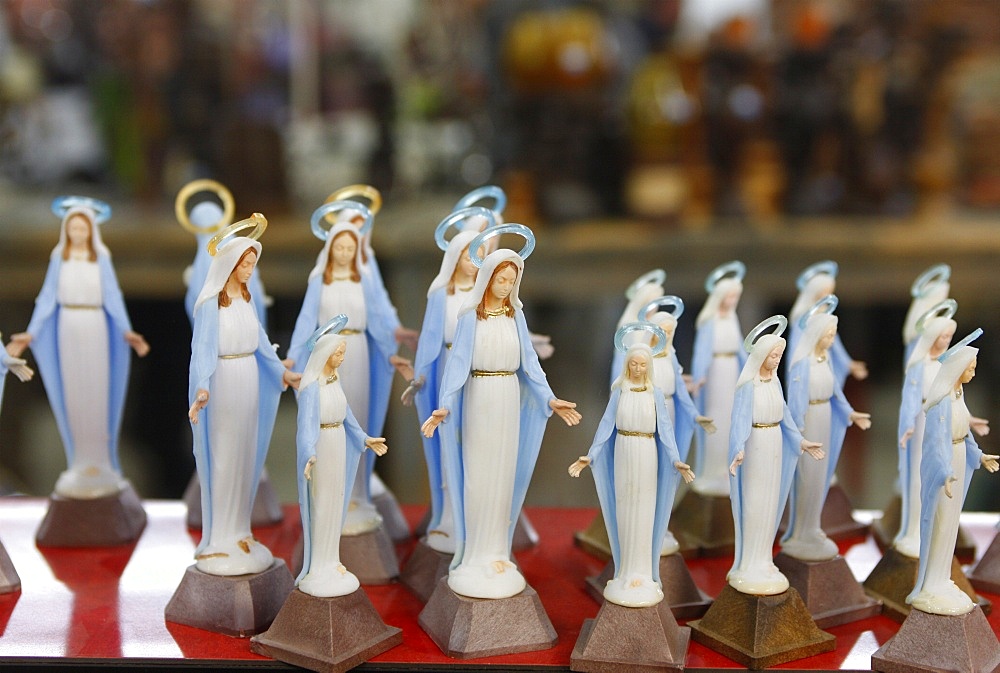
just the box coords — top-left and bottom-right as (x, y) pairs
(960, 357), (977, 384)
(456, 245), (480, 279)
(331, 231), (357, 268)
(627, 353), (649, 383)
(489, 265), (518, 302)
(66, 214), (92, 247)
(931, 326), (956, 357)
(762, 343), (785, 374)
(817, 325), (837, 353)
(327, 341), (347, 370)
(233, 250), (257, 284)
(720, 288), (741, 312)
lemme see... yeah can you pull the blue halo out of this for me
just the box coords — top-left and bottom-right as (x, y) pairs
(453, 185), (506, 215)
(614, 321), (667, 356)
(796, 260), (838, 291)
(911, 264), (951, 298)
(307, 314), (350, 352)
(798, 294), (839, 330)
(468, 223), (535, 268)
(434, 206), (496, 251)
(310, 200), (373, 241)
(915, 298), (958, 335)
(625, 269), (666, 301)
(744, 315), (788, 353)
(52, 196), (112, 225)
(939, 328), (982, 363)
(639, 294), (684, 322)
(705, 260), (746, 293)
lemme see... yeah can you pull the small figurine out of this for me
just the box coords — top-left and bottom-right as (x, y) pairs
(902, 264), (951, 368)
(287, 201), (400, 553)
(8, 197), (149, 546)
(568, 323), (692, 671)
(786, 261), (867, 384)
(569, 323), (694, 606)
(0, 331), (32, 593)
(872, 330), (1000, 673)
(167, 214), (297, 636)
(419, 224), (580, 657)
(608, 269), (666, 386)
(781, 296), (871, 561)
(690, 260), (746, 497)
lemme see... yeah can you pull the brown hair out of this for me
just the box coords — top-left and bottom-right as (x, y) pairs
(446, 245), (472, 295)
(476, 260), (517, 320)
(218, 246), (255, 307)
(61, 213), (97, 262)
(323, 230), (361, 284)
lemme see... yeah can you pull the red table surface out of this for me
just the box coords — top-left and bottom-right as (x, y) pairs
(0, 497), (997, 671)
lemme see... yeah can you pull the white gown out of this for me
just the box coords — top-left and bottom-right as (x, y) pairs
(728, 377), (788, 594)
(694, 315), (741, 495)
(53, 257), (121, 498)
(604, 386), (662, 606)
(896, 359), (941, 558)
(298, 377), (360, 597)
(447, 313), (524, 598)
(198, 298), (273, 575)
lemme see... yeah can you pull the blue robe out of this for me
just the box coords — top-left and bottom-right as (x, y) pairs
(412, 287), (449, 532)
(188, 298), (287, 555)
(908, 396), (983, 603)
(294, 382), (368, 583)
(185, 233), (268, 326)
(26, 253), (134, 469)
(691, 319), (746, 473)
(782, 357), (853, 543)
(787, 322), (853, 387)
(437, 308), (554, 567)
(728, 379), (804, 574)
(587, 386), (680, 583)
(658, 352), (699, 464)
(896, 360), (927, 540)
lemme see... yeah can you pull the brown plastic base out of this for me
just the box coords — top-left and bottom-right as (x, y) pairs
(373, 490), (411, 543)
(0, 542), (19, 594)
(586, 554), (712, 619)
(773, 552), (881, 628)
(872, 605), (1000, 673)
(250, 588), (402, 673)
(183, 472), (283, 530)
(689, 585), (835, 669)
(164, 559), (294, 637)
(418, 577), (557, 659)
(339, 526), (399, 585)
(970, 531), (1000, 595)
(35, 485), (146, 547)
(668, 490), (735, 557)
(863, 547), (989, 623)
(400, 537), (453, 603)
(570, 599), (690, 673)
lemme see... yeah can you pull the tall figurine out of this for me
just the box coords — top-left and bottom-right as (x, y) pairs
(782, 296), (871, 561)
(902, 264), (951, 367)
(0, 331), (32, 592)
(689, 316), (833, 668)
(786, 261), (867, 385)
(872, 331), (1000, 673)
(8, 196), (150, 546)
(166, 214), (298, 637)
(251, 315), (402, 669)
(288, 201), (401, 570)
(608, 269), (666, 387)
(176, 179), (281, 529)
(567, 324), (692, 671)
(419, 224), (581, 658)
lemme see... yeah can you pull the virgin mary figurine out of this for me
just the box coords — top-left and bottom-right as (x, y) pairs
(902, 264), (950, 368)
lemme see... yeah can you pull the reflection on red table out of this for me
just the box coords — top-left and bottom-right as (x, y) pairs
(0, 497), (997, 669)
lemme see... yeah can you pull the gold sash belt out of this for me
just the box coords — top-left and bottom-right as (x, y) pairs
(618, 429), (655, 439)
(219, 352), (253, 360)
(809, 398), (830, 405)
(752, 421), (780, 429)
(61, 304), (101, 310)
(321, 422), (343, 430)
(471, 370), (515, 377)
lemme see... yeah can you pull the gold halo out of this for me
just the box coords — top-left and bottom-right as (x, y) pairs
(324, 184), (382, 223)
(175, 179), (235, 235)
(207, 213), (267, 257)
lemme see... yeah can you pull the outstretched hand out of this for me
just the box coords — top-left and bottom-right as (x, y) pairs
(729, 451), (744, 475)
(568, 456), (591, 478)
(550, 398), (581, 426)
(366, 437), (388, 456)
(189, 389), (209, 423)
(802, 440), (824, 461)
(421, 409), (449, 438)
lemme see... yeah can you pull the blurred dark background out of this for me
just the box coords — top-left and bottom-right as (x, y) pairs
(1, 0), (999, 513)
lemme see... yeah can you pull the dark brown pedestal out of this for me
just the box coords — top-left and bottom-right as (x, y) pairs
(418, 577), (557, 659)
(871, 605), (1000, 673)
(668, 490), (735, 557)
(164, 559), (294, 637)
(872, 494), (977, 564)
(250, 588), (402, 673)
(339, 527), (399, 585)
(773, 552), (881, 628)
(863, 547), (989, 623)
(0, 542), (19, 594)
(969, 530), (1000, 595)
(586, 554), (712, 619)
(35, 485), (146, 547)
(183, 472), (283, 530)
(689, 585), (835, 669)
(373, 490), (411, 543)
(400, 538), (453, 603)
(570, 598), (690, 673)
